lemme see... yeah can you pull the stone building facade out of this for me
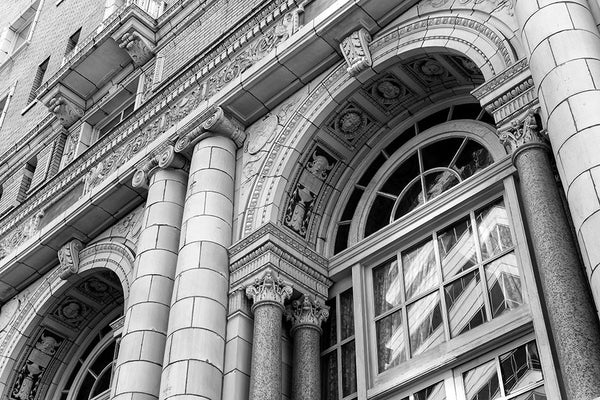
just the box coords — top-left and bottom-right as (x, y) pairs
(0, 0), (600, 399)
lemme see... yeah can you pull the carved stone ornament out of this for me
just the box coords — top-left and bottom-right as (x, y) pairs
(498, 108), (548, 156)
(46, 94), (84, 128)
(174, 107), (246, 152)
(132, 145), (186, 188)
(340, 28), (372, 77)
(58, 239), (83, 280)
(118, 30), (155, 67)
(245, 269), (293, 311)
(285, 295), (329, 334)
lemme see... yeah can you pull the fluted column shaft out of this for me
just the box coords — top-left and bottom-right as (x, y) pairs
(500, 112), (600, 399)
(159, 135), (236, 400)
(286, 295), (329, 400)
(112, 162), (187, 400)
(246, 270), (293, 400)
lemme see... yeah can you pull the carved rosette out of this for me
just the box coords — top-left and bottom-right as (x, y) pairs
(132, 145), (186, 188)
(58, 239), (83, 280)
(245, 269), (293, 311)
(46, 95), (84, 128)
(118, 31), (155, 67)
(340, 28), (372, 77)
(498, 108), (549, 161)
(174, 107), (246, 152)
(285, 295), (329, 334)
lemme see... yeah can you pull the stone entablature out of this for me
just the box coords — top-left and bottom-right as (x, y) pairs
(229, 223), (331, 303)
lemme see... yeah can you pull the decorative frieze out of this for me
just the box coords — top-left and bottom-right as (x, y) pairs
(424, 0), (515, 15)
(245, 269), (293, 310)
(57, 239), (83, 280)
(340, 28), (372, 77)
(0, 211), (44, 260)
(285, 295), (329, 334)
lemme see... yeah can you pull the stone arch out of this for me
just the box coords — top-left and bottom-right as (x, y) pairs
(0, 237), (134, 400)
(240, 9), (517, 239)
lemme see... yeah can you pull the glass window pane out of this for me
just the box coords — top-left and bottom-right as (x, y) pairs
(408, 291), (444, 356)
(373, 259), (402, 315)
(366, 194), (395, 237)
(376, 310), (405, 372)
(321, 352), (339, 400)
(414, 381), (446, 400)
(321, 298), (337, 349)
(464, 360), (501, 400)
(340, 289), (354, 340)
(424, 170), (460, 201)
(500, 342), (543, 395)
(381, 153), (420, 196)
(453, 139), (493, 180)
(485, 253), (524, 318)
(445, 270), (487, 337)
(477, 200), (513, 260)
(438, 217), (477, 280)
(403, 240), (438, 300)
(341, 341), (357, 397)
(395, 179), (425, 220)
(422, 138), (464, 170)
(511, 385), (546, 400)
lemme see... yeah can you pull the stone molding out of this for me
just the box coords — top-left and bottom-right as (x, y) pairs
(131, 145), (186, 188)
(285, 295), (329, 334)
(498, 108), (549, 163)
(174, 107), (246, 152)
(57, 239), (83, 280)
(340, 28), (372, 77)
(118, 30), (155, 67)
(245, 269), (293, 312)
(44, 89), (85, 129)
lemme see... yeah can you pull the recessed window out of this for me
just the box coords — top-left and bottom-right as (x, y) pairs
(0, 0), (42, 64)
(63, 28), (81, 64)
(0, 89), (12, 130)
(28, 57), (49, 104)
(97, 101), (135, 139)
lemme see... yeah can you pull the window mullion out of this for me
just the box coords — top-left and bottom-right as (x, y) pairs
(472, 210), (494, 322)
(398, 251), (411, 360)
(433, 231), (451, 341)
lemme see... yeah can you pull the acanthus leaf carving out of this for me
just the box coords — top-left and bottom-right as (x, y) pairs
(340, 28), (372, 77)
(285, 294), (329, 334)
(498, 108), (548, 155)
(245, 269), (293, 310)
(58, 239), (84, 280)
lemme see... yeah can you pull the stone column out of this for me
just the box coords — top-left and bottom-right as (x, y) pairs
(111, 146), (187, 400)
(514, 0), (600, 320)
(245, 270), (293, 400)
(159, 108), (244, 400)
(286, 295), (329, 400)
(499, 110), (600, 400)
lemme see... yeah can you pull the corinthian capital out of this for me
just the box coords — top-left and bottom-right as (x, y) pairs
(286, 295), (329, 334)
(245, 269), (293, 311)
(58, 239), (83, 280)
(498, 108), (548, 155)
(340, 28), (372, 77)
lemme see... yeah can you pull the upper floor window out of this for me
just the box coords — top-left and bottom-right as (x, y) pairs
(62, 28), (82, 65)
(28, 57), (49, 105)
(0, 0), (42, 64)
(0, 86), (14, 130)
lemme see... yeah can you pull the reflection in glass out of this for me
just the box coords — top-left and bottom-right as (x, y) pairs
(453, 140), (493, 180)
(403, 240), (438, 300)
(422, 138), (464, 170)
(445, 270), (487, 336)
(408, 292), (444, 356)
(340, 289), (354, 340)
(485, 253), (523, 318)
(321, 298), (337, 349)
(321, 352), (338, 400)
(500, 341), (543, 395)
(373, 259), (401, 315)
(395, 179), (425, 219)
(376, 310), (405, 371)
(438, 217), (477, 279)
(424, 170), (460, 201)
(511, 386), (546, 400)
(414, 381), (446, 400)
(341, 342), (357, 396)
(464, 360), (501, 400)
(477, 200), (513, 260)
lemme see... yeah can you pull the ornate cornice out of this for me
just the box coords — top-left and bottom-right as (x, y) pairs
(340, 28), (372, 77)
(498, 108), (549, 162)
(57, 239), (83, 280)
(245, 269), (293, 311)
(471, 58), (528, 99)
(285, 295), (329, 334)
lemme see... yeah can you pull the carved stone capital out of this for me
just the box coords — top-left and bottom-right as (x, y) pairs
(132, 145), (186, 188)
(46, 94), (84, 128)
(498, 108), (549, 161)
(285, 295), (329, 334)
(58, 239), (83, 280)
(118, 30), (155, 67)
(175, 107), (246, 152)
(340, 28), (372, 77)
(245, 269), (293, 311)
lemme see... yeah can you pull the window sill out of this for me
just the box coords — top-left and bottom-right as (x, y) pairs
(21, 100), (37, 116)
(0, 40), (30, 74)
